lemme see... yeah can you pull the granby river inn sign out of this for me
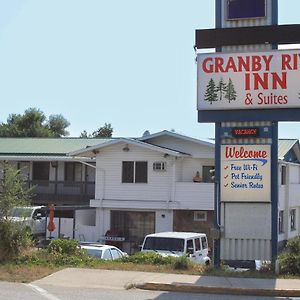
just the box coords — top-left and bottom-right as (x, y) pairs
(197, 49), (300, 111)
(196, 0), (300, 266)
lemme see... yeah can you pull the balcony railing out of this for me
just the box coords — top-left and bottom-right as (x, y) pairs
(26, 180), (95, 206)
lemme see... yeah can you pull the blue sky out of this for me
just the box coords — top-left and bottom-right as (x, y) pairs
(0, 0), (299, 139)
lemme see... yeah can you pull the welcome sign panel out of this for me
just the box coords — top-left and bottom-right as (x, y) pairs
(221, 145), (271, 202)
(197, 49), (300, 110)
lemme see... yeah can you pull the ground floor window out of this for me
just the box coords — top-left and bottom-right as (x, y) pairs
(110, 210), (155, 251)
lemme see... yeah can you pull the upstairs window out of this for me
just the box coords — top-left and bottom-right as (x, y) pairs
(290, 209), (296, 231)
(32, 162), (49, 181)
(281, 165), (287, 185)
(202, 166), (214, 183)
(65, 162), (82, 182)
(279, 210), (284, 234)
(122, 161), (148, 183)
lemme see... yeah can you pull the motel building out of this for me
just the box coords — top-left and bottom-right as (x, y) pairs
(0, 131), (299, 255)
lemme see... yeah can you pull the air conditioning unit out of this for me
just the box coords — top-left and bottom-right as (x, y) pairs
(153, 162), (166, 171)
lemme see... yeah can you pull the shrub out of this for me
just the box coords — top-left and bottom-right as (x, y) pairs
(121, 252), (174, 265)
(48, 239), (81, 256)
(121, 251), (194, 270)
(172, 255), (190, 270)
(0, 220), (33, 262)
(278, 237), (300, 275)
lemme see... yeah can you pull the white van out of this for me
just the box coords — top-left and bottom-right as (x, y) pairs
(9, 206), (46, 237)
(141, 232), (210, 265)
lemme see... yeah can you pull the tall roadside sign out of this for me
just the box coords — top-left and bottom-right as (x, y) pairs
(195, 0), (300, 267)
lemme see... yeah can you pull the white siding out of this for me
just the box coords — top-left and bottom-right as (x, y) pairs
(95, 143), (173, 203)
(173, 182), (214, 210)
(289, 164), (300, 184)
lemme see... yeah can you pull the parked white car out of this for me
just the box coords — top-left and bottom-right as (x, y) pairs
(80, 243), (127, 260)
(141, 232), (211, 265)
(9, 206), (46, 237)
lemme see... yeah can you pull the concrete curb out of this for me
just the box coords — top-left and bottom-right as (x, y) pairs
(136, 282), (300, 297)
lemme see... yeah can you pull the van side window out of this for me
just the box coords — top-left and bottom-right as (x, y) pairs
(201, 236), (208, 249)
(187, 239), (194, 254)
(33, 209), (46, 218)
(195, 238), (201, 251)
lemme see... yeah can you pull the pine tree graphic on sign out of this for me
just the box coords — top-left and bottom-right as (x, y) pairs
(216, 78), (227, 101)
(204, 78), (218, 104)
(225, 78), (237, 103)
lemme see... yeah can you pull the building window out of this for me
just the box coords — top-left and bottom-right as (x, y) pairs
(32, 162), (49, 181)
(194, 211), (207, 222)
(202, 166), (214, 183)
(65, 162), (82, 182)
(290, 209), (296, 231)
(281, 165), (287, 185)
(153, 162), (166, 171)
(279, 210), (284, 234)
(122, 161), (147, 183)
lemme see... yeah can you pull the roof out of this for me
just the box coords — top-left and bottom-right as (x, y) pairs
(139, 130), (215, 148)
(145, 232), (207, 239)
(278, 139), (299, 160)
(0, 137), (112, 156)
(69, 138), (191, 157)
(0, 136), (298, 162)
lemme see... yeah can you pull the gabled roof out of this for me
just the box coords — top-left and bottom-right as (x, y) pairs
(278, 139), (300, 161)
(138, 130), (215, 148)
(69, 138), (191, 157)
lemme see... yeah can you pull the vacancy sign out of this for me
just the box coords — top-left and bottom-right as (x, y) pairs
(197, 49), (300, 110)
(221, 145), (271, 202)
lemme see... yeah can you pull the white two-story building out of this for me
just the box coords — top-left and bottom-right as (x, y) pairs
(71, 131), (300, 253)
(70, 131), (215, 252)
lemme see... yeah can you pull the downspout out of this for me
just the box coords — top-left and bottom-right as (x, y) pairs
(170, 157), (176, 206)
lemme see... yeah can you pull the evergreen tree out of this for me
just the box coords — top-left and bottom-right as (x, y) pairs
(204, 79), (218, 104)
(225, 78), (237, 103)
(216, 78), (227, 101)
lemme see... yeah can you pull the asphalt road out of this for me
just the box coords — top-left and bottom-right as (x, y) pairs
(0, 282), (298, 300)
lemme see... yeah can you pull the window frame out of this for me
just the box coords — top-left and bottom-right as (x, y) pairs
(122, 161), (148, 183)
(194, 211), (207, 222)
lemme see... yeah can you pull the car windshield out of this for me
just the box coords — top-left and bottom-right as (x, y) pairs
(143, 237), (184, 252)
(84, 248), (103, 258)
(9, 208), (32, 218)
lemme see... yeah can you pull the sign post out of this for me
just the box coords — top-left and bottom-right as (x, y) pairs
(194, 0), (300, 267)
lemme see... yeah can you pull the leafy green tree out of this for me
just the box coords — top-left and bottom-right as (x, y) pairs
(80, 123), (113, 138)
(48, 114), (70, 137)
(225, 78), (237, 103)
(79, 130), (91, 138)
(204, 79), (218, 104)
(92, 123), (113, 138)
(216, 78), (227, 101)
(0, 108), (70, 137)
(0, 162), (33, 219)
(0, 163), (34, 261)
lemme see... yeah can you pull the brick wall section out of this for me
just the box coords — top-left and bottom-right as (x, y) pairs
(173, 210), (214, 245)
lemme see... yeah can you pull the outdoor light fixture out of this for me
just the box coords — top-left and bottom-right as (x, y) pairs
(122, 145), (130, 152)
